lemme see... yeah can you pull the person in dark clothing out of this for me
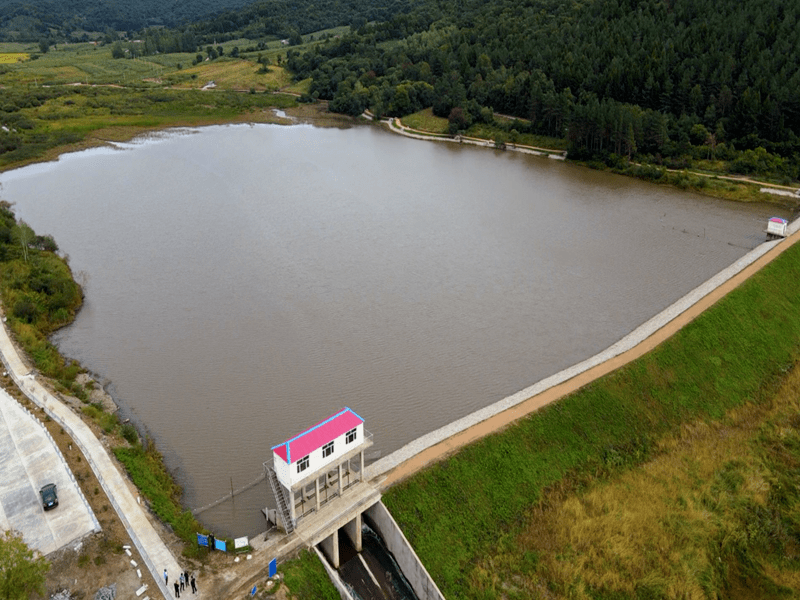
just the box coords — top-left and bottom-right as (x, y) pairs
(174, 581), (180, 598)
(191, 574), (197, 594)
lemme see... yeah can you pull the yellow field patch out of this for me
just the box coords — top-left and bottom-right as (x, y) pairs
(172, 58), (292, 91)
(481, 379), (800, 599)
(0, 53), (28, 63)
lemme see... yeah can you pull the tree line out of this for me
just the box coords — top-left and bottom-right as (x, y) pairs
(186, 0), (422, 45)
(0, 0), (252, 40)
(3, 0), (798, 179)
(0, 0), (421, 48)
(285, 0), (800, 179)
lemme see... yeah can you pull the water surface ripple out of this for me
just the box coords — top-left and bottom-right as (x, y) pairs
(0, 123), (781, 536)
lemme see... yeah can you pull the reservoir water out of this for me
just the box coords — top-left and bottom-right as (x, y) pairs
(0, 123), (784, 537)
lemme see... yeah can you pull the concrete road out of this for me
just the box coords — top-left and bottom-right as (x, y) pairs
(0, 317), (184, 600)
(0, 387), (99, 555)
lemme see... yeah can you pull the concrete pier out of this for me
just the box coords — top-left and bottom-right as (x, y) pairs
(258, 479), (381, 568)
(299, 480), (380, 550)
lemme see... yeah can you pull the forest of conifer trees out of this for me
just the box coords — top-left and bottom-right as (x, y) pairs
(283, 0), (799, 178)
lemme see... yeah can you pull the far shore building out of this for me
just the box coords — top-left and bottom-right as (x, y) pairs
(265, 407), (372, 533)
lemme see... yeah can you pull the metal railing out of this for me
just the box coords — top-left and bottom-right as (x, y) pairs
(266, 466), (294, 534)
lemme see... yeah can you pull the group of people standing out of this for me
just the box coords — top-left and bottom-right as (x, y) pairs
(163, 569), (197, 597)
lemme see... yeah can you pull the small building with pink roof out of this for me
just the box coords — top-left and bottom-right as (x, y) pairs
(266, 408), (372, 532)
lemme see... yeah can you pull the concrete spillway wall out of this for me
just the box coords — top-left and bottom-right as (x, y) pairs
(313, 500), (444, 600)
(314, 546), (356, 600)
(364, 502), (445, 600)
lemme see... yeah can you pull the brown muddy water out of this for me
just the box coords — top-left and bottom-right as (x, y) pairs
(0, 123), (786, 537)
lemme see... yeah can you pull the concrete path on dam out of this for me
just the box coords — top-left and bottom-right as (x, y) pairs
(0, 315), (185, 600)
(362, 110), (567, 159)
(0, 385), (99, 555)
(367, 218), (800, 489)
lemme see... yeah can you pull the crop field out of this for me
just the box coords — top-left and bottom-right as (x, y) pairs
(0, 40), (306, 170)
(169, 58), (293, 92)
(0, 41), (297, 89)
(0, 44), (186, 86)
(0, 53), (28, 63)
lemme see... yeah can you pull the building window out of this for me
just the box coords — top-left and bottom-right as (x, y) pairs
(297, 455), (309, 473)
(322, 441), (334, 458)
(346, 428), (357, 444)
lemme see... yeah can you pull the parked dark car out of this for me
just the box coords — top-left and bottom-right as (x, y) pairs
(39, 483), (58, 510)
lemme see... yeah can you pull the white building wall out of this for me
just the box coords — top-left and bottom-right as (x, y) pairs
(273, 453), (290, 488)
(274, 423), (363, 489)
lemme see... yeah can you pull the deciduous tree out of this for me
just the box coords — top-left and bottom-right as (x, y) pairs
(0, 530), (49, 600)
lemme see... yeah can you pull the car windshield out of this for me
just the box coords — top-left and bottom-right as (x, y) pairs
(41, 484), (57, 504)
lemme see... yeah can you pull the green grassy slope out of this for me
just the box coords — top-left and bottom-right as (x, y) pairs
(384, 240), (800, 598)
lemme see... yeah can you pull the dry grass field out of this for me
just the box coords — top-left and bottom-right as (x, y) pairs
(170, 58), (294, 91)
(0, 53), (28, 63)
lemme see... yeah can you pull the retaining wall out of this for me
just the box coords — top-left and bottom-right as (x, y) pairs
(313, 546), (356, 600)
(365, 502), (445, 600)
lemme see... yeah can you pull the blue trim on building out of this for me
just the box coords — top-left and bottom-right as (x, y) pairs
(271, 407), (364, 465)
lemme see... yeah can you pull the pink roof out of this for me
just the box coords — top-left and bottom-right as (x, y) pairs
(272, 408), (363, 464)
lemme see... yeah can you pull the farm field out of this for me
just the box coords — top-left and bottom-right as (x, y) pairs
(0, 52), (27, 63)
(0, 40), (308, 170)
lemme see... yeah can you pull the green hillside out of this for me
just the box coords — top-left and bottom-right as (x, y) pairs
(0, 0), (255, 38)
(4, 0), (798, 183)
(284, 0), (799, 180)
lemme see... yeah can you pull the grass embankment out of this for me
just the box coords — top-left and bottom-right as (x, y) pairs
(513, 380), (800, 599)
(586, 159), (791, 205)
(384, 240), (800, 598)
(113, 440), (207, 557)
(0, 202), (209, 557)
(279, 550), (340, 600)
(401, 108), (567, 151)
(243, 547), (342, 599)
